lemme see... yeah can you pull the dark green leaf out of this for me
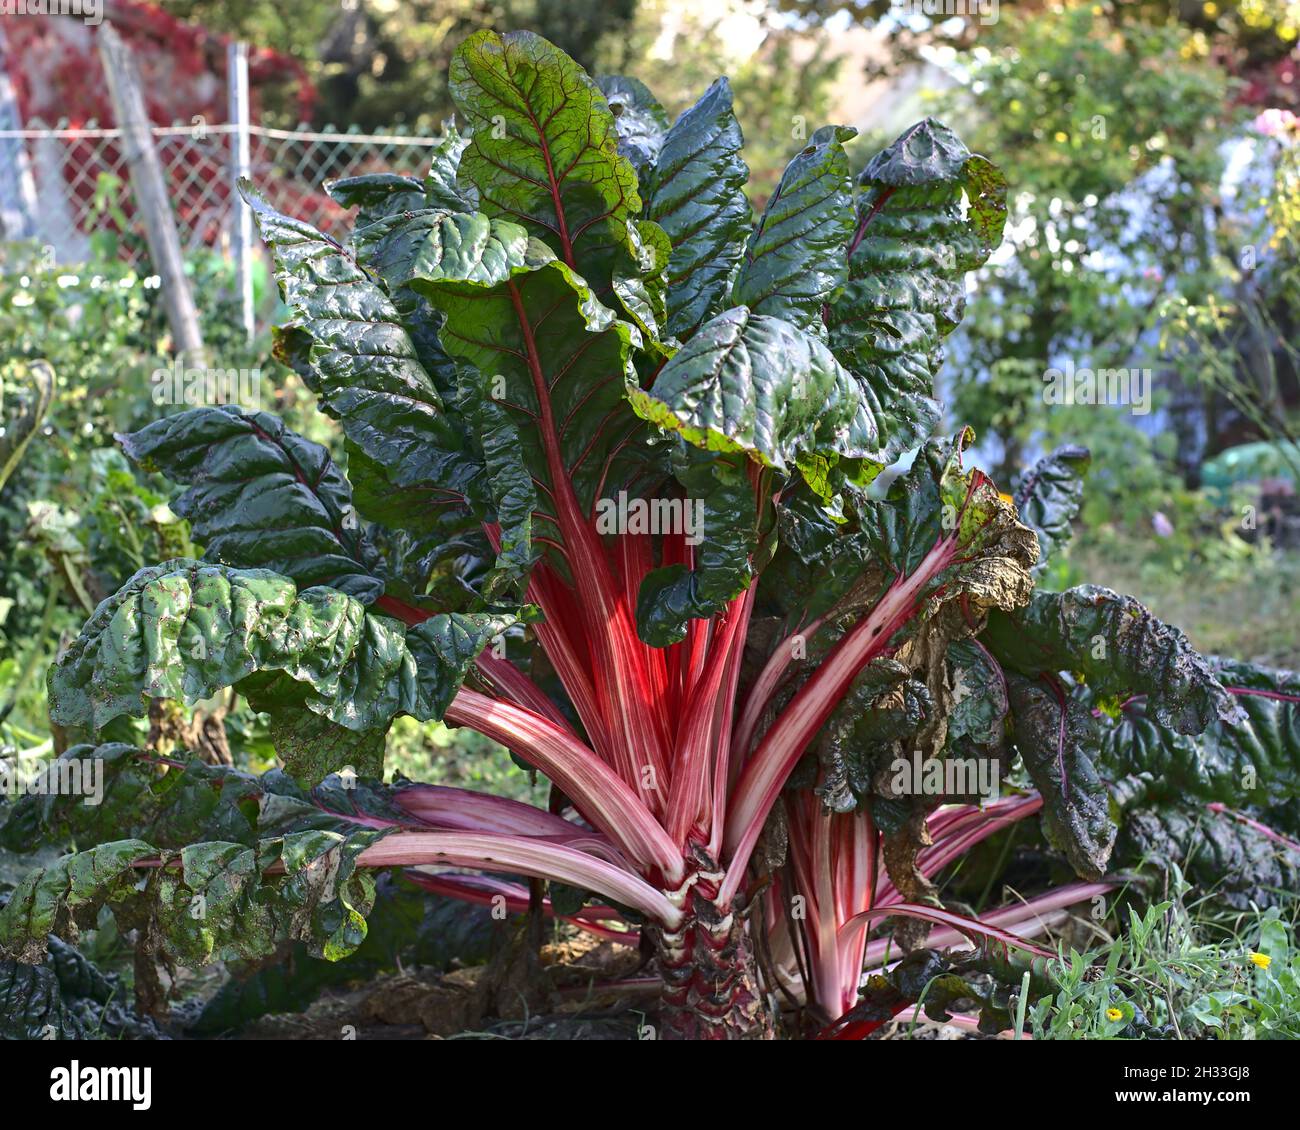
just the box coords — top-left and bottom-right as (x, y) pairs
(732, 124), (857, 335)
(984, 585), (1242, 735)
(629, 306), (882, 488)
(596, 74), (670, 189)
(646, 78), (750, 339)
(1014, 445), (1091, 571)
(828, 119), (1008, 461)
(47, 560), (512, 733)
(119, 406), (384, 603)
(1006, 672), (1115, 881)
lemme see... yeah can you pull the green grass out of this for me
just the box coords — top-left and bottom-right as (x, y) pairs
(1033, 875), (1300, 1040)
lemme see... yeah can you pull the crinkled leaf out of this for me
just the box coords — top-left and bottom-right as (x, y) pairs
(646, 77), (750, 339)
(119, 406), (384, 603)
(630, 306), (882, 489)
(0, 823), (385, 969)
(0, 743), (262, 852)
(596, 74), (669, 190)
(0, 934), (164, 1040)
(1006, 672), (1115, 882)
(243, 185), (480, 498)
(326, 172), (428, 229)
(1118, 803), (1300, 910)
(814, 658), (933, 814)
(450, 30), (642, 300)
(409, 248), (648, 573)
(984, 585), (1241, 735)
(424, 125), (477, 213)
(946, 638), (1009, 747)
(732, 124), (856, 335)
(635, 447), (757, 646)
(1014, 445), (1091, 572)
(0, 840), (151, 963)
(1100, 658), (1300, 808)
(828, 119), (1008, 462)
(265, 711), (388, 787)
(353, 209), (532, 291)
(47, 560), (512, 733)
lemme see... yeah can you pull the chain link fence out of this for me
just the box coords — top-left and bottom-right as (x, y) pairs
(0, 119), (442, 267)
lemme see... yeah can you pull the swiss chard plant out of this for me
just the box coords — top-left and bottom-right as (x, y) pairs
(5, 31), (1299, 1040)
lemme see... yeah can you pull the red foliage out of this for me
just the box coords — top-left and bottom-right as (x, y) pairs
(2, 3), (320, 257)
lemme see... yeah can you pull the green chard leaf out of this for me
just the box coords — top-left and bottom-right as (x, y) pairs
(0, 933), (164, 1040)
(47, 560), (512, 735)
(353, 209), (532, 291)
(646, 77), (751, 339)
(1006, 672), (1116, 882)
(423, 125), (477, 213)
(1118, 803), (1300, 911)
(946, 638), (1009, 747)
(629, 306), (883, 489)
(409, 248), (647, 575)
(732, 124), (857, 336)
(0, 743), (261, 852)
(828, 119), (1008, 462)
(596, 74), (670, 190)
(635, 447), (758, 646)
(1014, 444), (1091, 571)
(449, 30), (643, 302)
(243, 185), (478, 496)
(0, 829), (384, 968)
(983, 585), (1243, 735)
(1100, 658), (1300, 809)
(326, 172), (428, 228)
(118, 406), (384, 603)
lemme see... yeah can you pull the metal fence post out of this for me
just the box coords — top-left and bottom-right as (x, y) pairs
(227, 41), (254, 345)
(98, 24), (207, 368)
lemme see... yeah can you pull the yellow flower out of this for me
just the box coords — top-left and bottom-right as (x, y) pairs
(1203, 2), (1219, 16)
(1105, 1007), (1124, 1021)
(1249, 952), (1272, 970)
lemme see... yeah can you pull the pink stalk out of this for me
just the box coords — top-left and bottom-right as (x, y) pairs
(664, 586), (753, 847)
(475, 650), (577, 737)
(357, 830), (682, 926)
(404, 870), (639, 945)
(391, 784), (627, 863)
(706, 601), (750, 861)
(445, 689), (682, 882)
(862, 881), (1113, 965)
(730, 613), (826, 775)
(526, 567), (612, 756)
(907, 795), (1045, 881)
(722, 536), (960, 903)
(1206, 802), (1300, 851)
(842, 901), (1056, 960)
(507, 279), (670, 795)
